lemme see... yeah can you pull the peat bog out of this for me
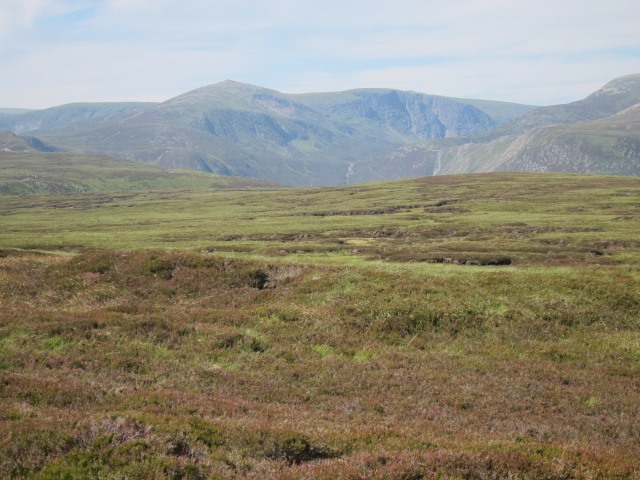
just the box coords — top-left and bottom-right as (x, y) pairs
(0, 173), (639, 479)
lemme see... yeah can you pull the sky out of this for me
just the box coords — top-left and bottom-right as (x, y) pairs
(0, 0), (639, 109)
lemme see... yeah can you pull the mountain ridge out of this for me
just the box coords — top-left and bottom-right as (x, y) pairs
(502, 73), (640, 134)
(364, 74), (640, 181)
(17, 82), (504, 185)
(1, 74), (638, 185)
(0, 102), (157, 136)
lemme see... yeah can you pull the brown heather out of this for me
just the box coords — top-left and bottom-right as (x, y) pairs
(0, 173), (639, 478)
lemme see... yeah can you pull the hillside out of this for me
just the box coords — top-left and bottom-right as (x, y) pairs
(0, 173), (639, 478)
(0, 130), (58, 154)
(503, 73), (640, 134)
(0, 102), (156, 135)
(363, 74), (640, 180)
(495, 103), (640, 174)
(0, 131), (275, 194)
(5, 81), (507, 186)
(0, 108), (35, 126)
(453, 97), (538, 126)
(1, 75), (639, 185)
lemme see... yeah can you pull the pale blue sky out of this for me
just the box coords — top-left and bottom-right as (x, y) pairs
(1, 0), (639, 109)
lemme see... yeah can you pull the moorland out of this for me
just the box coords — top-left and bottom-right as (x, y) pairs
(1, 171), (639, 479)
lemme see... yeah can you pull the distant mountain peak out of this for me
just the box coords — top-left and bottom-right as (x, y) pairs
(499, 73), (640, 135)
(595, 73), (640, 96)
(163, 79), (279, 109)
(216, 79), (255, 87)
(199, 79), (274, 92)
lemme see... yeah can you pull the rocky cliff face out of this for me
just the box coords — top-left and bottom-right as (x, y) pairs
(361, 75), (640, 181)
(496, 105), (640, 176)
(312, 89), (495, 139)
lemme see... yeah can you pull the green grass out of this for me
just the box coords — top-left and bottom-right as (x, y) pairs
(0, 172), (639, 478)
(1, 173), (638, 267)
(0, 149), (274, 195)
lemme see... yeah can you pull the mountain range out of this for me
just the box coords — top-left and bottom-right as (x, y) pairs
(364, 74), (640, 180)
(1, 73), (639, 185)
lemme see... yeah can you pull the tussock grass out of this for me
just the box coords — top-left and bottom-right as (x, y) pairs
(0, 173), (639, 478)
(0, 173), (638, 270)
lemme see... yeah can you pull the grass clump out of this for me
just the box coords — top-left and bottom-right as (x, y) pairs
(0, 173), (639, 478)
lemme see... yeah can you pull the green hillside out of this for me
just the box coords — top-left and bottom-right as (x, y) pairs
(0, 132), (275, 195)
(374, 103), (640, 179)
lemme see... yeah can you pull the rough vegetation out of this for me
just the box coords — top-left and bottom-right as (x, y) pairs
(0, 172), (639, 478)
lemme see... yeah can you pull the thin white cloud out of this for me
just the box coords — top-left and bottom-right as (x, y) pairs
(0, 0), (52, 36)
(0, 39), (261, 107)
(0, 0), (639, 107)
(318, 55), (639, 105)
